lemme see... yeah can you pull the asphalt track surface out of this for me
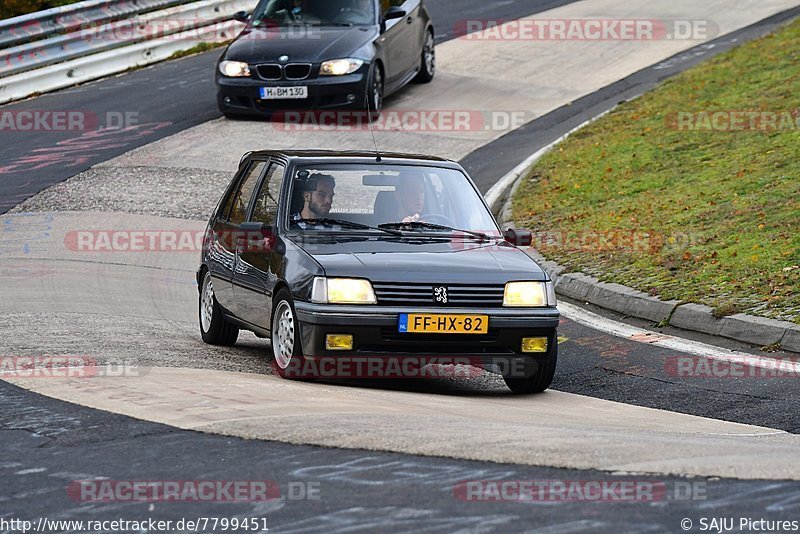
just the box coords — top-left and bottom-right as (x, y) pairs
(2, 1), (800, 531)
(0, 0), (578, 214)
(4, 379), (800, 531)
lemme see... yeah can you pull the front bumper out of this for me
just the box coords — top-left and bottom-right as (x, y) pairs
(293, 302), (559, 363)
(217, 70), (368, 115)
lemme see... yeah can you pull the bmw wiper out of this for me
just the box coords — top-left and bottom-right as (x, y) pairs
(321, 22), (353, 27)
(297, 218), (403, 236)
(378, 221), (494, 241)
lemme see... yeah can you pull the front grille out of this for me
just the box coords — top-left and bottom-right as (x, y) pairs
(256, 64), (282, 80)
(255, 63), (312, 81)
(372, 282), (505, 308)
(285, 63), (311, 80)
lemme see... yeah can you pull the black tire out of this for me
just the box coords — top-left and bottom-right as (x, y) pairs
(502, 343), (558, 394)
(364, 63), (384, 120)
(413, 30), (435, 83)
(199, 270), (239, 346)
(271, 289), (313, 379)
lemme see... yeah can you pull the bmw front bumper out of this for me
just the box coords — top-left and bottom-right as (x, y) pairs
(217, 71), (368, 115)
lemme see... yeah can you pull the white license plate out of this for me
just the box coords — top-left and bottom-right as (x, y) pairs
(259, 86), (308, 99)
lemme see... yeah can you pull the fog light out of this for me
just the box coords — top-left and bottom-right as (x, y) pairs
(346, 93), (356, 102)
(224, 96), (231, 104)
(521, 337), (548, 353)
(326, 334), (353, 351)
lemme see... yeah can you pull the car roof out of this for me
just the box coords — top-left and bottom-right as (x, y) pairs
(245, 150), (462, 168)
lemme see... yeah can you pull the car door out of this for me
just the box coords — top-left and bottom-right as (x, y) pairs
(232, 159), (286, 329)
(211, 158), (268, 318)
(399, 0), (424, 75)
(379, 0), (414, 89)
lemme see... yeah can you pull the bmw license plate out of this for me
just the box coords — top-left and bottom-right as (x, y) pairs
(399, 314), (488, 334)
(259, 86), (308, 99)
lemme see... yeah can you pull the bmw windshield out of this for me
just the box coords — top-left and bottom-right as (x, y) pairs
(286, 164), (502, 239)
(251, 0), (377, 27)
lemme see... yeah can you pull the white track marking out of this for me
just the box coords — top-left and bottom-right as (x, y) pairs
(558, 301), (800, 375)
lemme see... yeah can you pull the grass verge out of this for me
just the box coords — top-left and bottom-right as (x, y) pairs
(168, 41), (230, 61)
(512, 19), (800, 324)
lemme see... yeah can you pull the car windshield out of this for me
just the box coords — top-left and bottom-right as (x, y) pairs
(251, 0), (376, 27)
(286, 164), (502, 239)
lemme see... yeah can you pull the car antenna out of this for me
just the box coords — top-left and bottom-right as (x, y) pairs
(365, 85), (382, 162)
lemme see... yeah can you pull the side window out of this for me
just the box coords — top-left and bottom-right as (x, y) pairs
(251, 163), (286, 225)
(227, 161), (267, 225)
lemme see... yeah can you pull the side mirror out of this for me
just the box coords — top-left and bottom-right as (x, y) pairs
(236, 222), (276, 252)
(383, 6), (406, 21)
(233, 10), (250, 23)
(504, 228), (532, 247)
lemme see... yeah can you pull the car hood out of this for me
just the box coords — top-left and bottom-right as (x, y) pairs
(225, 26), (376, 64)
(292, 235), (547, 284)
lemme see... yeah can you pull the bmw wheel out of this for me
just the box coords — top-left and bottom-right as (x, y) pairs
(414, 30), (435, 83)
(365, 64), (384, 120)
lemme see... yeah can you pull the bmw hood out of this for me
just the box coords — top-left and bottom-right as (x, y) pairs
(294, 235), (548, 284)
(225, 26), (376, 64)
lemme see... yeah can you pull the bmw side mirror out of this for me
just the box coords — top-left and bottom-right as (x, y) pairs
(383, 7), (406, 20)
(504, 228), (532, 247)
(381, 6), (406, 30)
(233, 11), (250, 23)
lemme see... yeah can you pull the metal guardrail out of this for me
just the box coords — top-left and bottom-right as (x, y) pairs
(1, 0), (254, 77)
(0, 0), (256, 104)
(0, 0), (188, 49)
(0, 19), (240, 104)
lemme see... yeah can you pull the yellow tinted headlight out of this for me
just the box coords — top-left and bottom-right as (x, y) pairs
(521, 337), (548, 353)
(312, 277), (376, 304)
(503, 282), (548, 307)
(326, 334), (354, 350)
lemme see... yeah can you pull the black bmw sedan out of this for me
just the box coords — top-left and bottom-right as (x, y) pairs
(216, 0), (435, 118)
(197, 150), (560, 393)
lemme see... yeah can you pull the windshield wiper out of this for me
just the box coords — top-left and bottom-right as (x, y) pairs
(321, 22), (354, 27)
(378, 221), (494, 241)
(296, 218), (403, 236)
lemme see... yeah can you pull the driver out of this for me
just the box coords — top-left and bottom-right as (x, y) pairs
(395, 174), (426, 223)
(289, 0), (305, 20)
(293, 173), (336, 223)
